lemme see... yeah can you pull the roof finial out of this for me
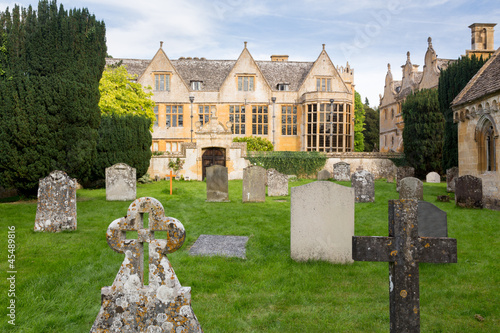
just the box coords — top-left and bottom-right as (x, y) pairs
(322, 43), (325, 50)
(244, 41), (247, 48)
(428, 36), (432, 45)
(388, 63), (391, 71)
(407, 51), (411, 61)
(160, 41), (163, 48)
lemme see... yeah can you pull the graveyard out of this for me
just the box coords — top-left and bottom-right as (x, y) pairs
(0, 178), (498, 332)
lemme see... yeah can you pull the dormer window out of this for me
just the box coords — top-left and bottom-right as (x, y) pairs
(191, 81), (202, 91)
(277, 83), (289, 91)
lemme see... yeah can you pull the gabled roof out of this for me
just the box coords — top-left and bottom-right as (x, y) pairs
(105, 58), (150, 79)
(171, 59), (236, 91)
(452, 47), (500, 107)
(256, 61), (314, 91)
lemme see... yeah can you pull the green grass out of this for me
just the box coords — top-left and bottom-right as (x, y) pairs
(0, 179), (498, 332)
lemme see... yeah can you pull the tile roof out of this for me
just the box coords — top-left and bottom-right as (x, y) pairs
(171, 59), (236, 91)
(256, 61), (314, 91)
(452, 47), (500, 106)
(105, 58), (150, 79)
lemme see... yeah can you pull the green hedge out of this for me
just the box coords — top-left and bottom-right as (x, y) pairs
(233, 136), (273, 151)
(247, 151), (327, 177)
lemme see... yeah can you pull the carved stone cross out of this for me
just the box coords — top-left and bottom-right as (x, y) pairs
(91, 197), (203, 332)
(352, 199), (457, 332)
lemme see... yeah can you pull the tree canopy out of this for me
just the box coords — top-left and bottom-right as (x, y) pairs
(354, 91), (366, 152)
(363, 104), (379, 152)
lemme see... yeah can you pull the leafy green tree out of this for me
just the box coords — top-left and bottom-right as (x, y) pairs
(402, 89), (443, 178)
(354, 91), (366, 152)
(363, 104), (379, 152)
(99, 65), (156, 130)
(233, 136), (274, 151)
(438, 55), (487, 171)
(0, 1), (106, 195)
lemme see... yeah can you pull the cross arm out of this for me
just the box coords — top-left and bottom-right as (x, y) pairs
(418, 237), (457, 263)
(352, 236), (396, 262)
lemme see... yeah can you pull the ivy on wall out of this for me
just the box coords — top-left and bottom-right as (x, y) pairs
(247, 151), (327, 177)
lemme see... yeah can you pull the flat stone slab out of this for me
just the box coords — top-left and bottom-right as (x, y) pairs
(189, 235), (249, 259)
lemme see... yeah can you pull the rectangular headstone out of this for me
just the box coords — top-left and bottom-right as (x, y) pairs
(189, 235), (249, 259)
(34, 170), (77, 232)
(418, 201), (447, 237)
(399, 177), (423, 200)
(333, 162), (351, 181)
(242, 165), (266, 202)
(396, 166), (415, 192)
(351, 170), (375, 203)
(291, 181), (354, 263)
(446, 167), (459, 192)
(106, 163), (136, 201)
(206, 165), (229, 202)
(455, 175), (483, 208)
(317, 169), (331, 180)
(267, 168), (289, 196)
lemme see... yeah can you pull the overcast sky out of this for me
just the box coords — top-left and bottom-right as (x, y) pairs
(1, 0), (499, 107)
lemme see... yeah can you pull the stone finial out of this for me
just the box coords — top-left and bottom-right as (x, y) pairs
(160, 41), (163, 48)
(322, 43), (326, 50)
(388, 63), (391, 71)
(407, 51), (411, 61)
(428, 36), (432, 46)
(244, 41), (247, 48)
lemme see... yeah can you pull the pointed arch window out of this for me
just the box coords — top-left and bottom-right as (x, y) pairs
(476, 115), (497, 172)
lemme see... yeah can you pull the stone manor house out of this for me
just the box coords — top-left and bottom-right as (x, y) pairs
(379, 23), (496, 153)
(107, 43), (357, 180)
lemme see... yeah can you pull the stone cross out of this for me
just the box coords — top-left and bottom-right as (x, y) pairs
(352, 199), (457, 332)
(166, 170), (175, 195)
(91, 197), (202, 332)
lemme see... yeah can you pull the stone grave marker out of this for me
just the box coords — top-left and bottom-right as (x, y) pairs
(91, 197), (202, 333)
(291, 181), (354, 264)
(399, 177), (423, 200)
(351, 170), (375, 203)
(396, 166), (415, 192)
(189, 235), (249, 259)
(455, 175), (483, 208)
(333, 162), (351, 181)
(242, 165), (266, 202)
(317, 169), (331, 180)
(352, 199), (457, 332)
(418, 201), (447, 237)
(267, 168), (288, 197)
(106, 163), (136, 201)
(426, 172), (441, 183)
(34, 170), (77, 232)
(446, 167), (459, 192)
(206, 165), (229, 202)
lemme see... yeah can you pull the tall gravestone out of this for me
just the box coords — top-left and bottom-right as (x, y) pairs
(396, 166), (415, 192)
(291, 181), (354, 263)
(333, 162), (351, 181)
(351, 170), (375, 203)
(446, 167), (459, 192)
(242, 165), (266, 202)
(91, 197), (202, 332)
(317, 169), (331, 180)
(267, 168), (288, 197)
(399, 177), (423, 200)
(455, 175), (483, 208)
(106, 163), (136, 201)
(418, 201), (448, 237)
(34, 170), (77, 232)
(426, 172), (441, 183)
(206, 165), (229, 202)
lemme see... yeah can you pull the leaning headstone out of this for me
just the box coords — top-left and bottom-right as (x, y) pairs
(267, 168), (289, 197)
(353, 199), (457, 332)
(242, 165), (266, 202)
(291, 181), (354, 263)
(206, 165), (229, 202)
(333, 162), (351, 181)
(455, 175), (483, 208)
(34, 170), (77, 232)
(399, 177), (423, 200)
(91, 197), (202, 333)
(106, 163), (136, 201)
(426, 172), (441, 183)
(351, 170), (375, 203)
(418, 201), (447, 237)
(317, 169), (331, 180)
(396, 166), (415, 192)
(446, 167), (459, 192)
(189, 235), (249, 259)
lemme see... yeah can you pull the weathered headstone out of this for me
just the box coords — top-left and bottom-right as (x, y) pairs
(333, 162), (351, 181)
(317, 169), (331, 180)
(396, 166), (415, 192)
(242, 165), (266, 202)
(446, 167), (459, 192)
(189, 235), (249, 259)
(106, 163), (136, 201)
(206, 165), (229, 202)
(426, 172), (441, 183)
(34, 170), (77, 232)
(91, 197), (202, 333)
(399, 177), (423, 200)
(352, 199), (457, 332)
(437, 195), (450, 202)
(291, 181), (354, 263)
(267, 168), (288, 197)
(455, 175), (483, 208)
(418, 201), (447, 237)
(351, 170), (375, 203)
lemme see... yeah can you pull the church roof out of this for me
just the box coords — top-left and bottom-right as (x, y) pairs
(452, 47), (500, 107)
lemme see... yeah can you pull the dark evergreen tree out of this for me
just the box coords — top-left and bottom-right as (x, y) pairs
(363, 104), (379, 152)
(91, 114), (152, 182)
(438, 55), (487, 171)
(402, 89), (443, 178)
(0, 1), (106, 195)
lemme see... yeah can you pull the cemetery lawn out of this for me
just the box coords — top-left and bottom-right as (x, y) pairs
(0, 179), (499, 332)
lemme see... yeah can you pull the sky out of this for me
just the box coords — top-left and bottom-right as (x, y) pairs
(1, 0), (499, 107)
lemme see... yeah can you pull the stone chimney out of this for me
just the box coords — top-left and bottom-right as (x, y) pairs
(271, 55), (289, 62)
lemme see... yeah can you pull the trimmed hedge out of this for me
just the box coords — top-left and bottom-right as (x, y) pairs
(247, 151), (327, 177)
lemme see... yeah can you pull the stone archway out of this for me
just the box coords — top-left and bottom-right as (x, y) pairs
(202, 148), (226, 180)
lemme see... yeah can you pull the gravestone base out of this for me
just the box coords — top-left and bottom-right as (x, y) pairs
(189, 235), (249, 259)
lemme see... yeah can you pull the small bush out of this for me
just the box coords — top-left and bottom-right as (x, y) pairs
(233, 136), (274, 151)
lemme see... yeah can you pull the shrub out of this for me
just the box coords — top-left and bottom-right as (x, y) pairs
(247, 151), (327, 177)
(233, 136), (274, 151)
